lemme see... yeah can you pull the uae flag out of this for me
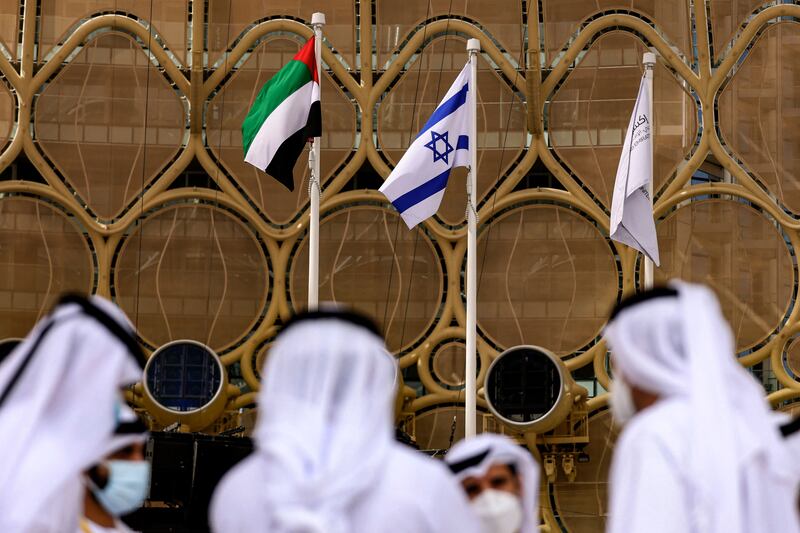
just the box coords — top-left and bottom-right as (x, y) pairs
(242, 37), (321, 191)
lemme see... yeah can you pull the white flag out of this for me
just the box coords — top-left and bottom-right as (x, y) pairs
(609, 74), (660, 266)
(380, 63), (472, 228)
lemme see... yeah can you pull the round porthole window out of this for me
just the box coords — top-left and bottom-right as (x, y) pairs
(484, 345), (582, 433)
(141, 340), (229, 431)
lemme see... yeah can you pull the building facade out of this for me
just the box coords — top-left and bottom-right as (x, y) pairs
(0, 1), (798, 530)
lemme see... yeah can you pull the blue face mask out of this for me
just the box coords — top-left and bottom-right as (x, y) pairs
(91, 460), (151, 516)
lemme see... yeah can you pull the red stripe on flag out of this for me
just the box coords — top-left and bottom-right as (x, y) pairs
(293, 37), (319, 83)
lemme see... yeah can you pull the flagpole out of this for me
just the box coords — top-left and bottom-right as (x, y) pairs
(643, 52), (655, 290)
(308, 13), (325, 310)
(465, 38), (480, 439)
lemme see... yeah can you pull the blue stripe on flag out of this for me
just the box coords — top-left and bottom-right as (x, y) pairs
(392, 168), (452, 214)
(417, 84), (469, 138)
(456, 135), (469, 150)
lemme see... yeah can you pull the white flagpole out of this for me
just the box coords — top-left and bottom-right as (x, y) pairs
(308, 13), (325, 310)
(643, 52), (655, 290)
(465, 38), (480, 438)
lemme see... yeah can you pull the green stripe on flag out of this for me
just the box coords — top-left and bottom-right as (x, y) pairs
(242, 60), (314, 156)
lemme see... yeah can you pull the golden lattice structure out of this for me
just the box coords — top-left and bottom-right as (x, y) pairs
(1, 1), (800, 530)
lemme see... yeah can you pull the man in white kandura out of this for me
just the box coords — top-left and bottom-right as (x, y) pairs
(445, 434), (540, 533)
(79, 405), (150, 533)
(210, 308), (481, 533)
(0, 295), (146, 533)
(604, 282), (800, 533)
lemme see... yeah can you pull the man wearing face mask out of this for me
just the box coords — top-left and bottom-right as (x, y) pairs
(80, 405), (150, 533)
(445, 433), (540, 533)
(604, 282), (800, 533)
(0, 294), (145, 532)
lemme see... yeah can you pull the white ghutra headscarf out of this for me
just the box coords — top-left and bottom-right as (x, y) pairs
(604, 281), (797, 533)
(445, 433), (540, 533)
(0, 295), (144, 533)
(250, 311), (397, 533)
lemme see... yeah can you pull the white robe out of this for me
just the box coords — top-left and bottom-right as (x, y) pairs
(604, 282), (800, 533)
(209, 314), (482, 533)
(211, 443), (480, 533)
(0, 296), (143, 533)
(608, 398), (800, 533)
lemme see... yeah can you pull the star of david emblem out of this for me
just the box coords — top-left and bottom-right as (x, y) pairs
(424, 130), (454, 164)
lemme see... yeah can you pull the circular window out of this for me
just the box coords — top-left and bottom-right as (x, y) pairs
(0, 338), (21, 364)
(144, 341), (223, 413)
(485, 345), (563, 427)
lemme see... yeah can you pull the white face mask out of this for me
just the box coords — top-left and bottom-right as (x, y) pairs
(610, 378), (637, 426)
(470, 489), (523, 533)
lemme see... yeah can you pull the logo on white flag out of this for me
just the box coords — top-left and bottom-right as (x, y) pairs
(609, 73), (660, 266)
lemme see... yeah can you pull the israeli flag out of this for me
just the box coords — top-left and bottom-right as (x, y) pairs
(380, 63), (472, 228)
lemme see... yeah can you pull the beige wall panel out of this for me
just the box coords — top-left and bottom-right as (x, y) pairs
(709, 1), (763, 59)
(379, 37), (526, 224)
(414, 405), (478, 450)
(0, 0), (17, 58)
(114, 204), (269, 352)
(206, 37), (355, 225)
(477, 205), (618, 355)
(654, 199), (794, 351)
(38, 0), (188, 63)
(375, 0), (524, 67)
(542, 0), (691, 64)
(786, 336), (800, 377)
(0, 197), (93, 339)
(432, 341), (468, 387)
(206, 0), (356, 67)
(35, 32), (185, 221)
(552, 411), (619, 533)
(290, 206), (443, 353)
(718, 23), (800, 215)
(0, 81), (12, 151)
(549, 32), (697, 207)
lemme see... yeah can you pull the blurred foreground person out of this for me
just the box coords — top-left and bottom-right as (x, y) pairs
(604, 282), (800, 533)
(79, 405), (150, 533)
(0, 294), (145, 532)
(210, 309), (481, 533)
(445, 433), (540, 533)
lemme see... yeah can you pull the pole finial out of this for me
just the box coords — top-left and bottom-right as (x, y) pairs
(467, 38), (481, 53)
(311, 12), (326, 27)
(643, 52), (656, 67)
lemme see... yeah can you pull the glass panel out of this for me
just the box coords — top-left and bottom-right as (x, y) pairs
(552, 411), (619, 533)
(378, 36), (526, 224)
(290, 206), (443, 353)
(0, 82), (13, 151)
(549, 32), (697, 207)
(114, 205), (269, 352)
(0, 197), (93, 338)
(0, 0), (18, 58)
(477, 205), (618, 355)
(653, 199), (793, 351)
(414, 406), (472, 450)
(709, 1), (762, 59)
(432, 341), (467, 387)
(542, 0), (691, 65)
(207, 0), (356, 68)
(38, 0), (188, 63)
(375, 0), (524, 67)
(206, 37), (356, 225)
(718, 23), (800, 214)
(35, 32), (185, 220)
